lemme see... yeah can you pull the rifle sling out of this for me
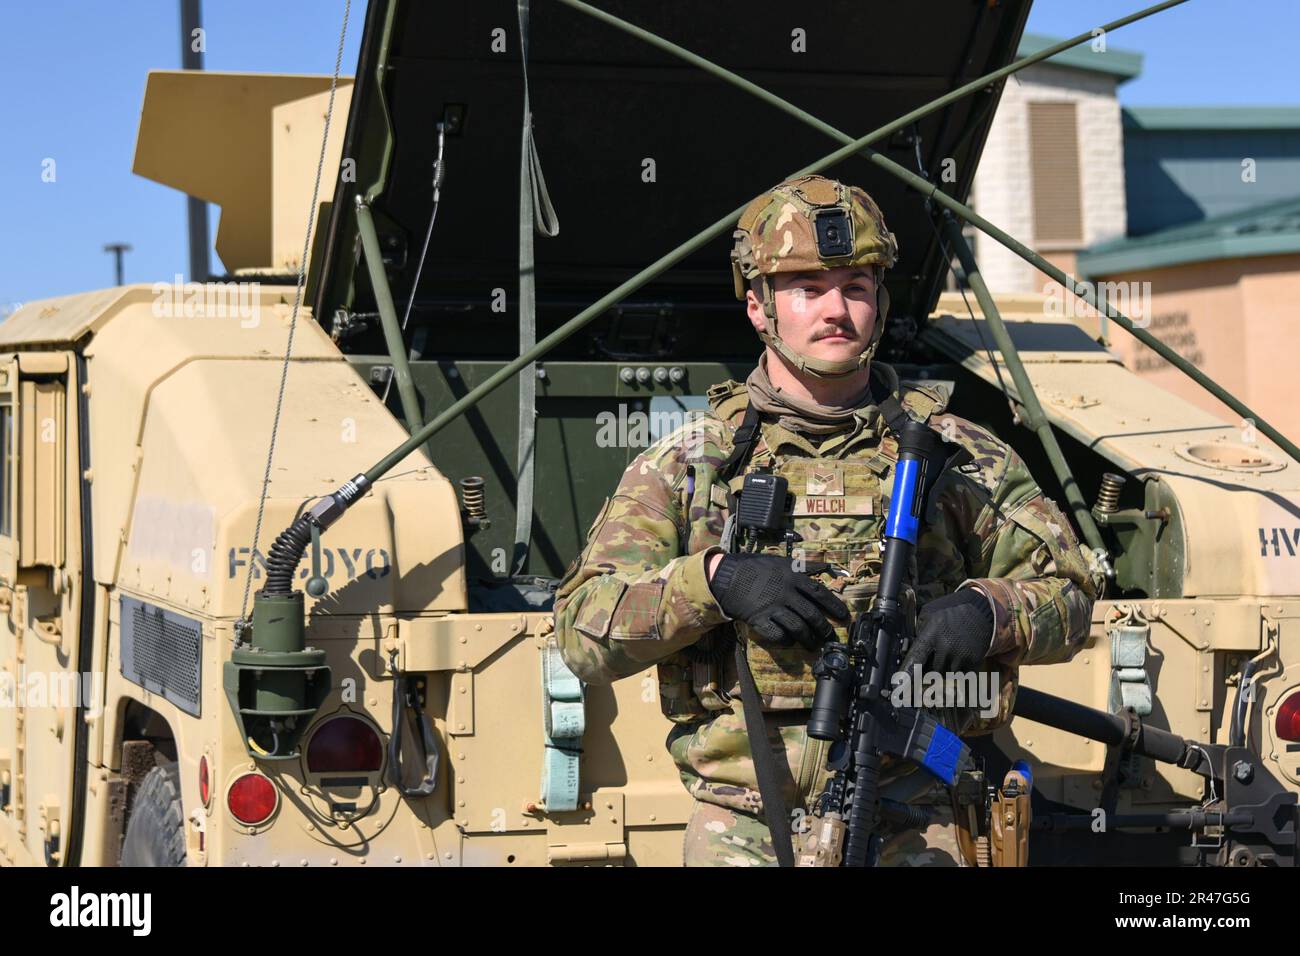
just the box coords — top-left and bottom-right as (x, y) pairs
(733, 638), (798, 868)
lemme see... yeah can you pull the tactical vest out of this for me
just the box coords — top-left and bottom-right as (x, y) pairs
(655, 372), (948, 722)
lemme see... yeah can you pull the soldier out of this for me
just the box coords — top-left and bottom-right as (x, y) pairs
(552, 174), (1102, 866)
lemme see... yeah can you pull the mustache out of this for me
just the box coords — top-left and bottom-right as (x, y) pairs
(814, 324), (857, 340)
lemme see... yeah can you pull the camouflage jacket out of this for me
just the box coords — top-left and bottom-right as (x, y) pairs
(552, 365), (1102, 813)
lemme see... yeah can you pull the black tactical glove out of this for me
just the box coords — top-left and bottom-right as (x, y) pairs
(708, 553), (849, 651)
(900, 588), (995, 676)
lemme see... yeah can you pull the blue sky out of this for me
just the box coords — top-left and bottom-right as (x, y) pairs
(1, 0), (1296, 310)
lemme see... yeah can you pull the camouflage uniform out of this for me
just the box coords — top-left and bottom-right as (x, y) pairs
(553, 369), (1101, 865)
(552, 175), (1102, 866)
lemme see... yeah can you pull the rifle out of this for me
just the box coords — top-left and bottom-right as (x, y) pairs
(801, 418), (973, 867)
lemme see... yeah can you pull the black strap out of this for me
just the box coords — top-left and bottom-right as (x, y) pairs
(719, 402), (763, 483)
(733, 639), (798, 867)
(869, 371), (974, 512)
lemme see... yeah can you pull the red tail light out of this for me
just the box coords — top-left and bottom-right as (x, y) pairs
(307, 716), (383, 773)
(1276, 692), (1300, 742)
(228, 773), (277, 825)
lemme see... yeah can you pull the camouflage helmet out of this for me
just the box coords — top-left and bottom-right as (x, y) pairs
(730, 175), (898, 378)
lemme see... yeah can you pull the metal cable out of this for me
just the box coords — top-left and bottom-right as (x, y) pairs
(381, 122), (446, 406)
(240, 0), (353, 624)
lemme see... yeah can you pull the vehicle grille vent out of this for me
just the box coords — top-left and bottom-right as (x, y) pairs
(120, 596), (202, 717)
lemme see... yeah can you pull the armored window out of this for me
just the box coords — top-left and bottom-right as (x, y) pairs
(1028, 101), (1084, 246)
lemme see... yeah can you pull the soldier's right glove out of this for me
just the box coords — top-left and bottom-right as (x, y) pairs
(708, 554), (849, 651)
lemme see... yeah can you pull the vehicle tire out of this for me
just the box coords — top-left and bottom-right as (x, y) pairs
(120, 761), (187, 867)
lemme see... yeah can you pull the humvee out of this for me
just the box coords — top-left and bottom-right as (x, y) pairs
(2, 0), (1294, 867)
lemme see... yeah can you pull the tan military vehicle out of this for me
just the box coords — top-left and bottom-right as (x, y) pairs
(2, 0), (1293, 866)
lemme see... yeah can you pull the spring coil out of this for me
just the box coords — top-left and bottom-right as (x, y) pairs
(1094, 472), (1126, 516)
(459, 476), (486, 520)
(263, 516), (313, 596)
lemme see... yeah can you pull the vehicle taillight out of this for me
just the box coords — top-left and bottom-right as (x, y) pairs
(1276, 692), (1300, 742)
(199, 756), (210, 806)
(227, 773), (277, 825)
(306, 716), (383, 773)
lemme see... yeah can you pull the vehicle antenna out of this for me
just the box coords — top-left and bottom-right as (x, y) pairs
(239, 0), (353, 625)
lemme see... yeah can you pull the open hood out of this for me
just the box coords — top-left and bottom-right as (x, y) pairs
(312, 0), (1032, 361)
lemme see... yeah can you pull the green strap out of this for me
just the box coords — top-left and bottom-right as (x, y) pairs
(541, 642), (584, 811)
(513, 0), (560, 576)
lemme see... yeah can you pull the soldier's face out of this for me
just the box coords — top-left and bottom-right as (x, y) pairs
(746, 267), (878, 367)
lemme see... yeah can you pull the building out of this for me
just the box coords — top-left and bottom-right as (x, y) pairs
(971, 36), (1300, 440)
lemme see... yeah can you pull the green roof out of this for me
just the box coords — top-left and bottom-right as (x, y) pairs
(1078, 195), (1300, 275)
(1124, 106), (1300, 130)
(1017, 32), (1143, 81)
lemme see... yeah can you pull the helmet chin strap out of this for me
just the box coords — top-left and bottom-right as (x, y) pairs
(756, 275), (890, 380)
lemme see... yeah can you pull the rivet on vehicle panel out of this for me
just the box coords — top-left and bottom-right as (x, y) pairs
(649, 815), (657, 822)
(394, 856), (402, 863)
(457, 777), (465, 784)
(458, 753), (465, 760)
(330, 858), (338, 866)
(271, 860), (280, 867)
(359, 859), (366, 865)
(457, 800), (465, 807)
(1189, 608), (1196, 616)
(247, 827), (256, 835)
(300, 859), (308, 867)
(605, 802), (613, 810)
(457, 724), (465, 731)
(610, 817), (618, 824)
(475, 624), (483, 632)
(1203, 619), (1210, 626)
(1203, 665), (1209, 673)
(459, 687), (466, 694)
(645, 754), (653, 762)
(1201, 700), (1208, 706)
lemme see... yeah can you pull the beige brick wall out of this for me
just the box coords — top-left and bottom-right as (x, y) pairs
(972, 63), (1128, 293)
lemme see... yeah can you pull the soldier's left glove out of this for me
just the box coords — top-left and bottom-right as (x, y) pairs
(900, 588), (994, 677)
